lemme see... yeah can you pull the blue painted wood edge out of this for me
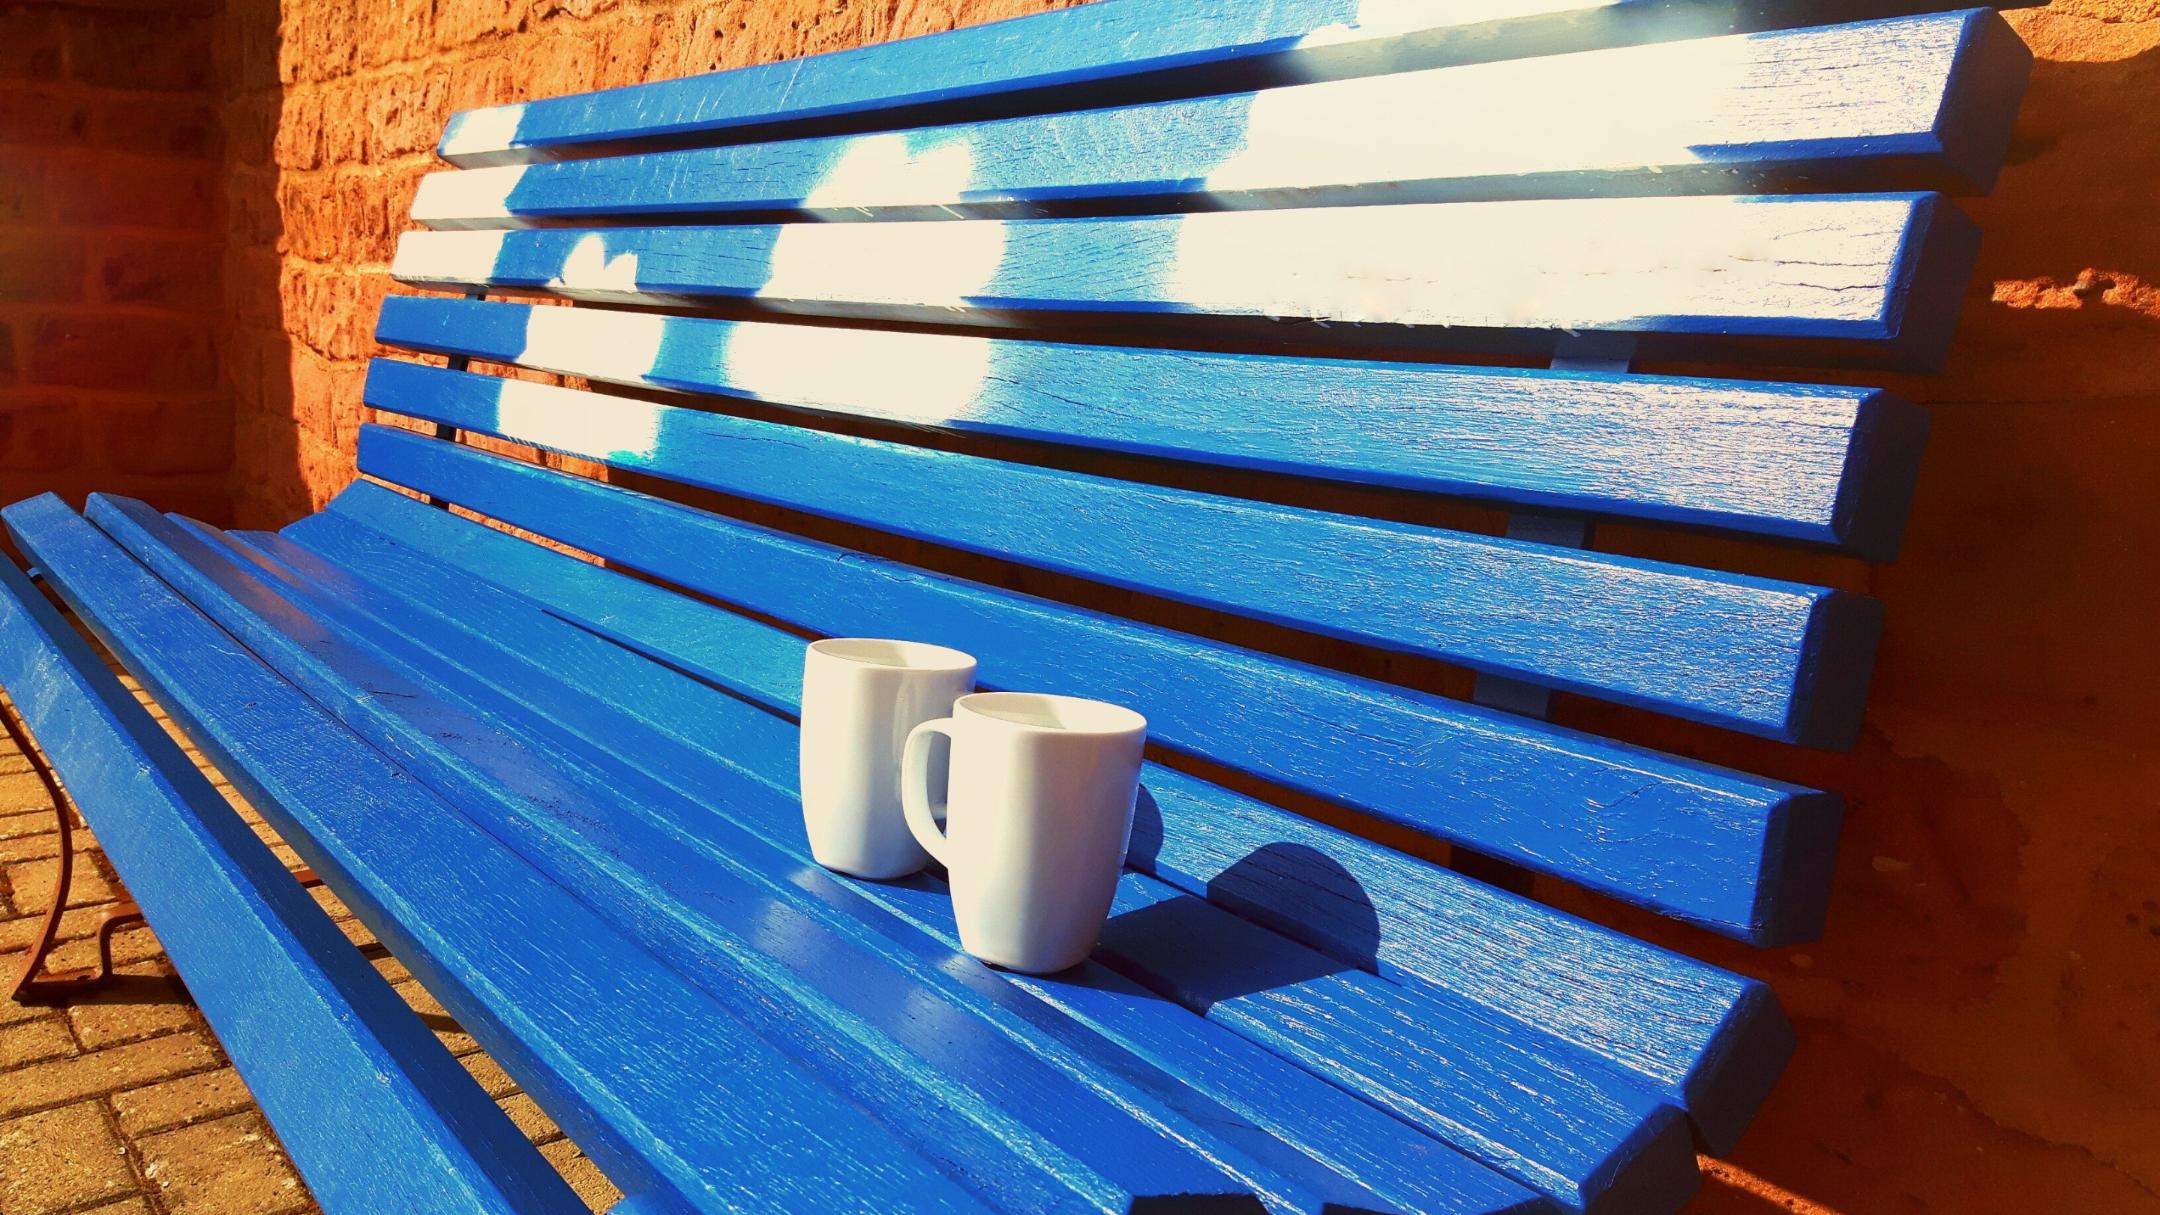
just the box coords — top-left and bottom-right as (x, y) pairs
(0, 519), (588, 1215)
(1934, 9), (2036, 192)
(373, 295), (1925, 558)
(301, 479), (1802, 1152)
(388, 193), (1977, 369)
(361, 366), (1870, 744)
(22, 493), (1001, 1215)
(208, 514), (1577, 1215)
(427, 10), (2029, 223)
(437, 0), (2038, 167)
(348, 425), (1846, 943)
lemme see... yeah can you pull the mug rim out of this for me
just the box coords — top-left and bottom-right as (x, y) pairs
(808, 637), (977, 673)
(955, 691), (1146, 736)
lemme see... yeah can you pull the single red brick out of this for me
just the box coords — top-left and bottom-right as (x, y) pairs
(27, 315), (214, 391)
(0, 11), (66, 82)
(0, 398), (84, 473)
(0, 88), (90, 145)
(0, 233), (86, 303)
(95, 237), (220, 311)
(91, 398), (234, 475)
(61, 10), (216, 94)
(90, 97), (218, 159)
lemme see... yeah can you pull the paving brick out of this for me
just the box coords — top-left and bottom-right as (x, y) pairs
(498, 1092), (564, 1145)
(112, 1066), (256, 1137)
(0, 1010), (77, 1067)
(4, 853), (118, 912)
(539, 1136), (622, 1212)
(0, 1100), (135, 1215)
(0, 902), (111, 952)
(0, 1029), (219, 1118)
(0, 828), (64, 862)
(137, 1111), (310, 1215)
(458, 1050), (520, 1098)
(66, 962), (198, 1051)
(393, 976), (479, 1056)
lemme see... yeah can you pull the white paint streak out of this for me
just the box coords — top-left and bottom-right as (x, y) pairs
(494, 376), (662, 461)
(724, 321), (991, 424)
(519, 305), (667, 384)
(440, 104), (528, 159)
(392, 230), (509, 285)
(801, 132), (980, 212)
(412, 165), (525, 228)
(761, 220), (1006, 311)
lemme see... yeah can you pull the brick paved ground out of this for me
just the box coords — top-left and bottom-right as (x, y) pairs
(0, 676), (619, 1215)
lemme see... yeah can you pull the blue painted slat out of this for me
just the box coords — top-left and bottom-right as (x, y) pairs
(388, 192), (1981, 368)
(345, 430), (1845, 944)
(414, 11), (2031, 227)
(201, 512), (1694, 1215)
(362, 365), (1880, 747)
(302, 478), (1801, 1153)
(434, 0), (2036, 168)
(86, 497), (1281, 1215)
(0, 548), (587, 1215)
(232, 519), (1556, 1215)
(1, 495), (999, 1215)
(105, 500), (1668, 1215)
(373, 296), (1930, 557)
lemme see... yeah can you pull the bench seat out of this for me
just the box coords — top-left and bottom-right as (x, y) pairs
(0, 1), (2033, 1211)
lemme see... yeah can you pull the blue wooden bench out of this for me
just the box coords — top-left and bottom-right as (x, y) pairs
(0, 2), (2032, 1211)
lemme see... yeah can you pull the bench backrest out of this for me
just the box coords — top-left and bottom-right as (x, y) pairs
(357, 0), (2028, 1167)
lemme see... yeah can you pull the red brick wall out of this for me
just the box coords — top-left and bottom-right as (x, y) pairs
(24, 0), (2160, 1211)
(0, 0), (231, 523)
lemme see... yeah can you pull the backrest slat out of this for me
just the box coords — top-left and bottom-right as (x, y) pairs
(390, 192), (1980, 368)
(350, 427), (1841, 945)
(363, 361), (1881, 746)
(415, 10), (2029, 228)
(436, 0), (2031, 168)
(374, 296), (1929, 556)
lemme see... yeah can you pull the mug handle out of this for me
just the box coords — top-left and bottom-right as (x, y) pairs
(901, 718), (956, 868)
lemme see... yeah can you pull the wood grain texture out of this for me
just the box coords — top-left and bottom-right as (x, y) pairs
(363, 363), (1881, 745)
(308, 472), (1804, 1155)
(197, 511), (1698, 1215)
(347, 428), (1847, 944)
(98, 496), (1672, 1214)
(218, 516), (1595, 1215)
(4, 495), (1002, 1215)
(373, 295), (1930, 556)
(433, 0), (2035, 168)
(389, 192), (1981, 368)
(0, 539), (588, 1215)
(413, 10), (2030, 227)
(95, 494), (1546, 1215)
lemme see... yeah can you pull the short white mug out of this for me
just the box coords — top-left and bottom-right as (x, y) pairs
(901, 692), (1147, 973)
(800, 638), (976, 879)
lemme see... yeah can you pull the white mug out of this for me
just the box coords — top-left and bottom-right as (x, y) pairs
(901, 692), (1147, 973)
(800, 638), (976, 879)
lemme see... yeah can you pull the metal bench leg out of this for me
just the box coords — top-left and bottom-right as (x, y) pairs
(4, 672), (326, 1005)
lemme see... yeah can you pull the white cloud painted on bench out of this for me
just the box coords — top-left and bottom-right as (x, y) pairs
(492, 376), (662, 462)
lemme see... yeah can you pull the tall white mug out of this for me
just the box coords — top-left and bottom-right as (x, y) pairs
(901, 692), (1147, 973)
(800, 638), (976, 879)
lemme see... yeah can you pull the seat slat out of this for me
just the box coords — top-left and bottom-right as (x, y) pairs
(364, 364), (1881, 745)
(86, 498), (1322, 1215)
(374, 296), (1930, 556)
(2, 496), (1001, 1215)
(104, 496), (1683, 1214)
(349, 428), (1845, 944)
(209, 513), (1693, 1215)
(415, 11), (2029, 228)
(390, 192), (1979, 367)
(0, 551), (588, 1215)
(305, 471), (1800, 1155)
(435, 0), (2032, 168)
(226, 519), (1554, 1215)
